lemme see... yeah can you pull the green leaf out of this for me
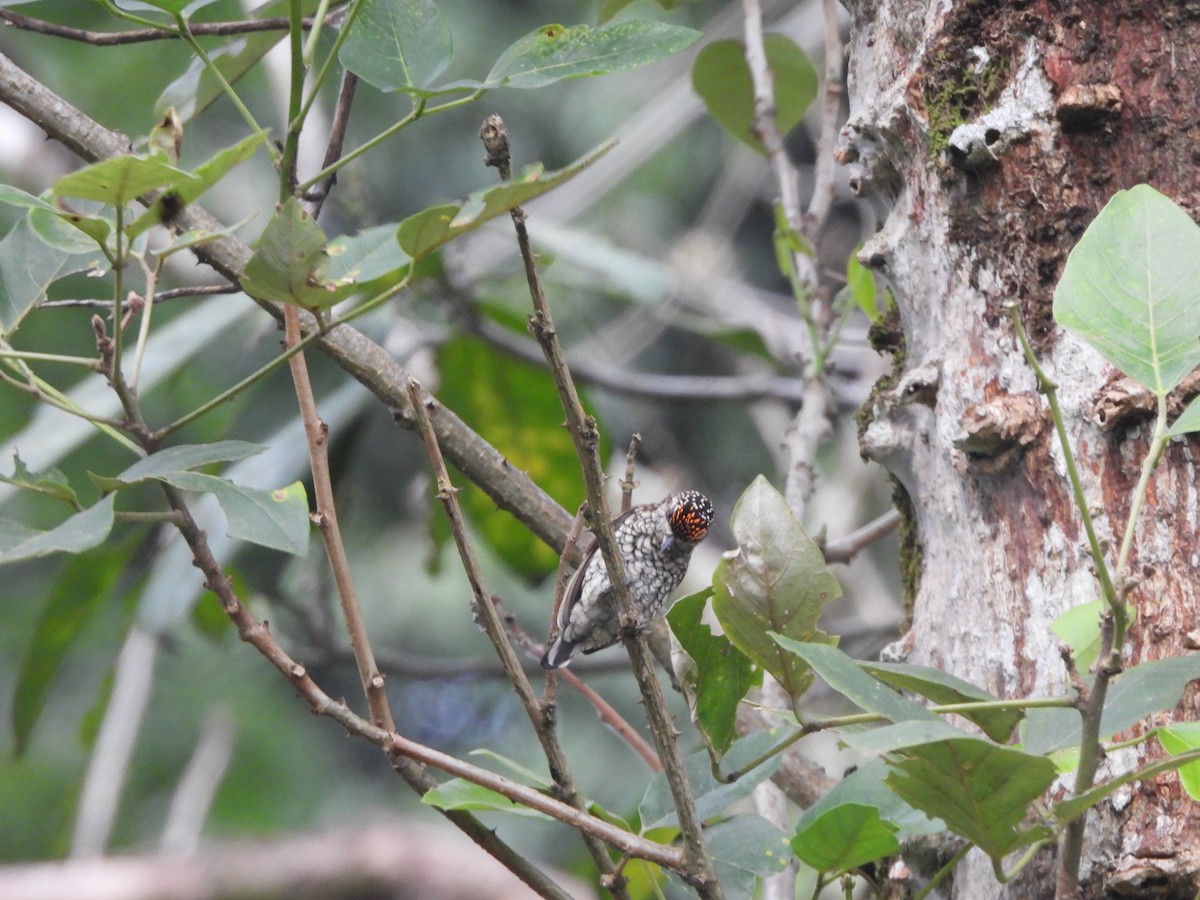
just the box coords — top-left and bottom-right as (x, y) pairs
(325, 224), (411, 287)
(242, 198), (352, 310)
(639, 733), (780, 830)
(840, 720), (974, 757)
(0, 452), (80, 507)
(157, 473), (310, 556)
(157, 33), (283, 122)
(794, 757), (943, 842)
(668, 589), (762, 753)
(1050, 599), (1134, 673)
(1056, 747), (1200, 825)
(338, 0), (451, 92)
(0, 185), (112, 249)
(0, 495), (115, 564)
(885, 738), (1057, 859)
(435, 336), (594, 577)
(53, 155), (193, 207)
(1158, 723), (1200, 801)
(117, 0), (221, 14)
(110, 441), (266, 484)
(485, 20), (700, 89)
(847, 253), (883, 322)
(1167, 394), (1200, 437)
(711, 475), (841, 701)
(863, 660), (1024, 742)
(0, 215), (104, 336)
(707, 815), (792, 896)
(774, 639), (939, 723)
(396, 143), (613, 261)
(692, 35), (818, 154)
(127, 132), (267, 238)
(1054, 184), (1200, 396)
(421, 778), (552, 819)
(791, 803), (901, 873)
(469, 749), (551, 790)
(12, 540), (131, 755)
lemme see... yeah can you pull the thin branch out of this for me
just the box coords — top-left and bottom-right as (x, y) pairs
(481, 113), (724, 898)
(821, 508), (902, 564)
(405, 377), (632, 896)
(303, 69), (359, 213)
(0, 9), (317, 44)
(38, 284), (241, 310)
(620, 433), (641, 513)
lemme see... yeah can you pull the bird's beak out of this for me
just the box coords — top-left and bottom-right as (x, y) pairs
(659, 534), (677, 554)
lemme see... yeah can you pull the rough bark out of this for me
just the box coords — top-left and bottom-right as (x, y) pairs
(839, 0), (1200, 897)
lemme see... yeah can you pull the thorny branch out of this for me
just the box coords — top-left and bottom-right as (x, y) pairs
(481, 113), (724, 899)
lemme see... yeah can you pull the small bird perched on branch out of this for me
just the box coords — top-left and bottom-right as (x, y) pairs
(541, 491), (714, 669)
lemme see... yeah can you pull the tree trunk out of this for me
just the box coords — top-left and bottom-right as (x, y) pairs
(840, 1), (1200, 896)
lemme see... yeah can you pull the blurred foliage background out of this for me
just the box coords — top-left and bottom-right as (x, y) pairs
(0, 0), (899, 893)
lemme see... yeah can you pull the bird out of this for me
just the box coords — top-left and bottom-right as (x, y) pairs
(541, 490), (714, 669)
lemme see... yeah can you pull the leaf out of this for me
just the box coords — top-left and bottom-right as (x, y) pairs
(667, 589), (762, 753)
(396, 143), (613, 261)
(0, 495), (115, 564)
(885, 738), (1057, 859)
(775, 639), (940, 723)
(241, 198), (352, 310)
(469, 749), (552, 789)
(1050, 599), (1134, 673)
(706, 815), (792, 896)
(1056, 747), (1200, 825)
(1054, 184), (1200, 396)
(338, 0), (451, 92)
(794, 757), (943, 842)
(863, 660), (1024, 742)
(157, 33), (283, 122)
(0, 452), (79, 507)
(639, 733), (780, 831)
(116, 0), (221, 14)
(157, 473), (310, 556)
(791, 803), (901, 873)
(108, 441), (266, 484)
(12, 541), (130, 755)
(1157, 723), (1200, 801)
(711, 475), (841, 701)
(0, 215), (104, 336)
(847, 253), (883, 322)
(127, 132), (267, 238)
(421, 779), (552, 819)
(840, 720), (974, 757)
(485, 20), (700, 89)
(52, 155), (193, 207)
(325, 224), (411, 287)
(692, 35), (818, 154)
(1167, 394), (1200, 437)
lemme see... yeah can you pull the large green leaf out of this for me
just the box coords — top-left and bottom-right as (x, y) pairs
(1054, 184), (1200, 396)
(711, 476), (841, 701)
(241, 198), (354, 310)
(791, 803), (900, 874)
(775, 639), (939, 723)
(127, 133), (267, 238)
(0, 495), (116, 564)
(1158, 723), (1200, 801)
(706, 815), (791, 897)
(885, 738), (1057, 859)
(0, 215), (105, 336)
(639, 733), (779, 831)
(421, 778), (552, 819)
(325, 224), (411, 289)
(12, 540), (131, 755)
(52, 155), (193, 207)
(338, 0), (451, 92)
(667, 589), (762, 754)
(434, 335), (591, 578)
(793, 757), (943, 842)
(108, 441), (266, 484)
(485, 20), (700, 89)
(863, 660), (1023, 742)
(396, 143), (612, 261)
(692, 35), (817, 154)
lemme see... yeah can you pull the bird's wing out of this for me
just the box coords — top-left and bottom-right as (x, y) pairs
(555, 507), (637, 632)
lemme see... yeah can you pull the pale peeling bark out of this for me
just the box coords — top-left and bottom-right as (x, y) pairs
(839, 0), (1200, 896)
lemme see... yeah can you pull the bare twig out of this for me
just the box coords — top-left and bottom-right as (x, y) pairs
(406, 378), (632, 897)
(38, 284), (240, 310)
(481, 113), (723, 898)
(304, 70), (359, 212)
(0, 9), (317, 44)
(821, 508), (902, 564)
(619, 433), (641, 513)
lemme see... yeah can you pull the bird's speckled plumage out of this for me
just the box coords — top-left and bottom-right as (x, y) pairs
(541, 491), (713, 669)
